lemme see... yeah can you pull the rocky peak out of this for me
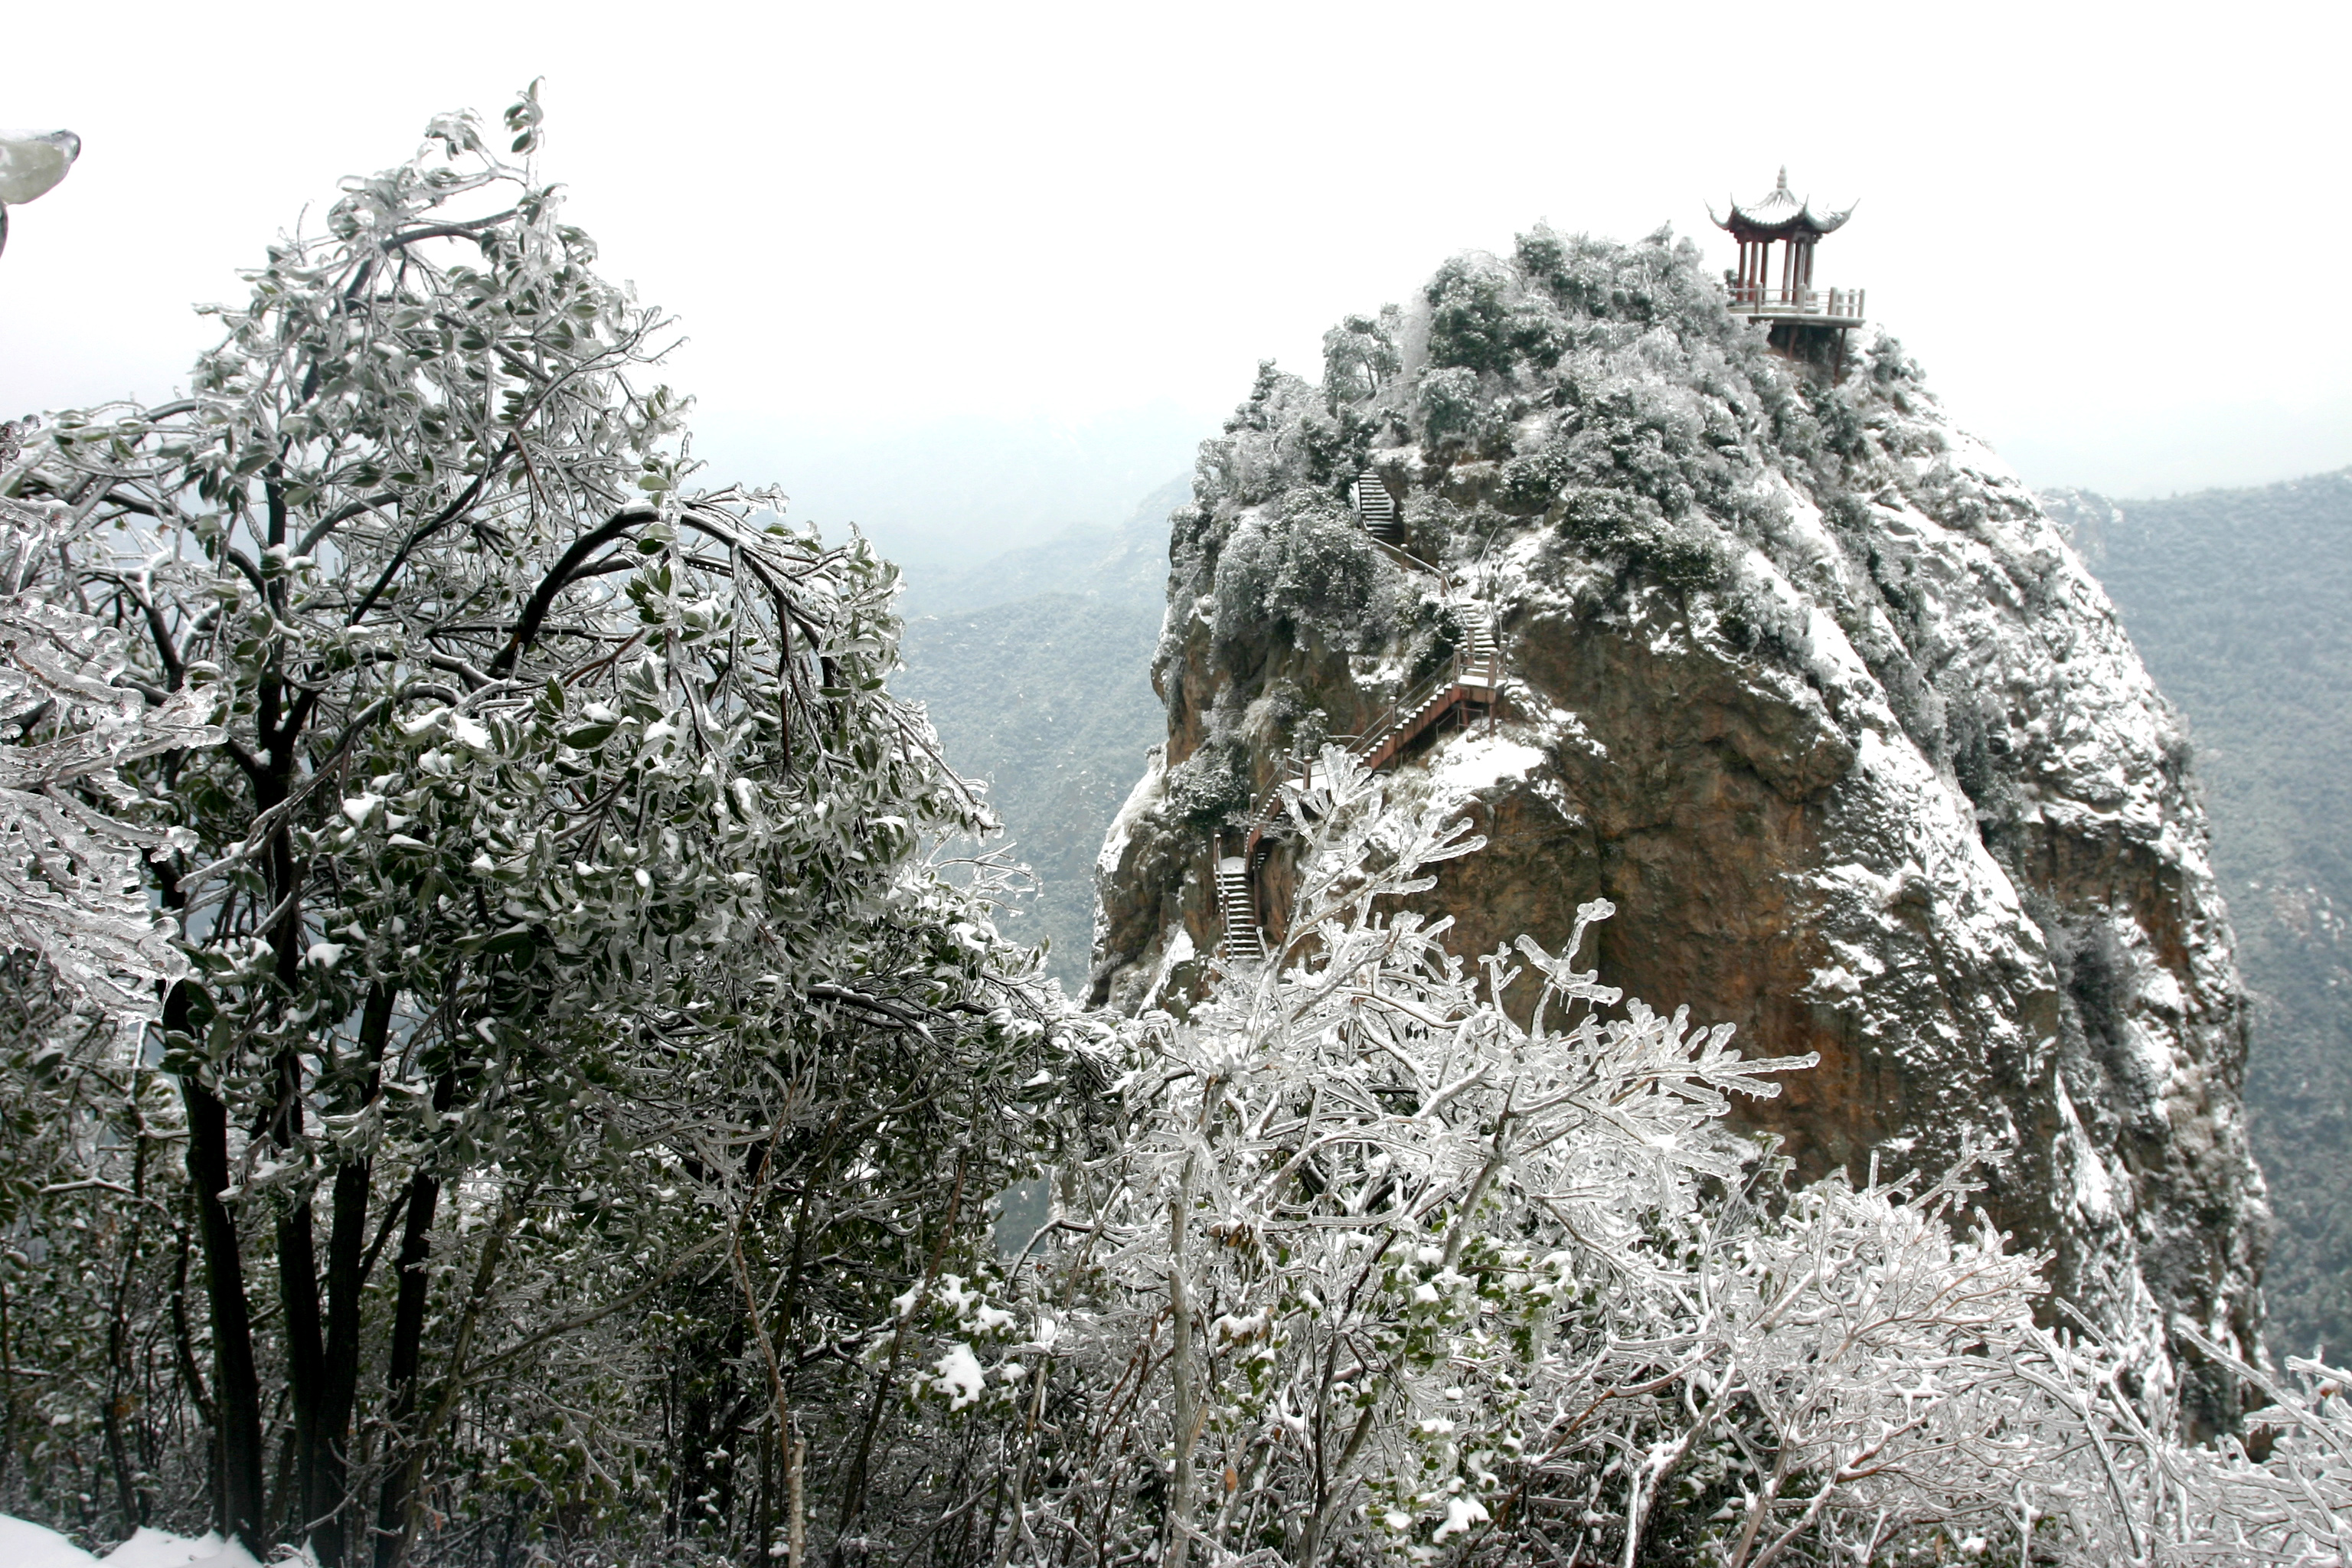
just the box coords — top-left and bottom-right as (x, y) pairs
(1092, 227), (2267, 1431)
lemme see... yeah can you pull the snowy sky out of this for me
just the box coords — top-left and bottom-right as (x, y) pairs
(2, 0), (2344, 564)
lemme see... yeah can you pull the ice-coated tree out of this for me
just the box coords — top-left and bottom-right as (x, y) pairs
(0, 448), (218, 1549)
(1321, 311), (1401, 409)
(0, 426), (218, 1021)
(911, 751), (2332, 1568)
(4, 91), (1083, 1566)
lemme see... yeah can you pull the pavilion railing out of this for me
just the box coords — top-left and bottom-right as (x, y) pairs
(1727, 283), (1866, 322)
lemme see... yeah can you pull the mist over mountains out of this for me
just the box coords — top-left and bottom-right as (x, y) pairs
(2047, 471), (2352, 1363)
(708, 408), (1207, 573)
(893, 479), (1185, 985)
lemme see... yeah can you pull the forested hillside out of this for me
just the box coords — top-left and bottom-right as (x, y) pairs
(9, 90), (2350, 1568)
(2050, 472), (2352, 1363)
(895, 480), (1178, 985)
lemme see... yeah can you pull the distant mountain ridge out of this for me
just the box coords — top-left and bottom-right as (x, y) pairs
(2045, 469), (2352, 1362)
(894, 479), (1183, 985)
(897, 477), (1181, 620)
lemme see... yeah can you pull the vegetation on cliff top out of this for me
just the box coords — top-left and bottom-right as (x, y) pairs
(1150, 225), (2044, 839)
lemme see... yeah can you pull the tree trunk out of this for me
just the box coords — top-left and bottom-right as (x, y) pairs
(307, 1157), (371, 1566)
(309, 982), (391, 1568)
(0, 1278), (15, 1501)
(103, 1121), (155, 1534)
(371, 1159), (442, 1568)
(835, 1153), (966, 1559)
(180, 988), (268, 1553)
(372, 1047), (460, 1568)
(380, 1184), (525, 1568)
(279, 1196), (325, 1544)
(167, 1215), (220, 1521)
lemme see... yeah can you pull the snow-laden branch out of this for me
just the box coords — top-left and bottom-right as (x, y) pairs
(0, 487), (219, 1022)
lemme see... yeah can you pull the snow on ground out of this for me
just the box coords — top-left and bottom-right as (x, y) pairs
(96, 1528), (261, 1567)
(2, 1514), (98, 1568)
(0, 1517), (265, 1567)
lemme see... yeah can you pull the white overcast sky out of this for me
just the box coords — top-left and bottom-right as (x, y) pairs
(2, 0), (2344, 564)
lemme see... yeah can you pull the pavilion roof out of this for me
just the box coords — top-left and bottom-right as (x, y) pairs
(1710, 168), (1853, 240)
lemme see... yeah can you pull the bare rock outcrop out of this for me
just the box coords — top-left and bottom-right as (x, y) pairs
(1091, 230), (2267, 1430)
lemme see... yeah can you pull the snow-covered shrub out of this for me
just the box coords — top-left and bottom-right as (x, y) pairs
(1164, 735), (1252, 828)
(1531, 485), (1734, 600)
(1324, 309), (1403, 407)
(1210, 490), (1398, 658)
(1425, 256), (1561, 377)
(966, 753), (2138, 1567)
(1415, 365), (1489, 448)
(1512, 223), (1739, 335)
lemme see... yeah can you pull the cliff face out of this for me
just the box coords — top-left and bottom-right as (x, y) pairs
(1092, 230), (2268, 1429)
(2041, 472), (2352, 1368)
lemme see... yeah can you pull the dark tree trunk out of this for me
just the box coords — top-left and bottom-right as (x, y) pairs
(372, 1063), (455, 1568)
(309, 983), (394, 1568)
(179, 979), (269, 1553)
(278, 1195), (325, 1544)
(103, 1122), (155, 1534)
(371, 1165), (439, 1568)
(0, 1279), (15, 1502)
(168, 1216), (222, 1534)
(259, 745), (327, 1550)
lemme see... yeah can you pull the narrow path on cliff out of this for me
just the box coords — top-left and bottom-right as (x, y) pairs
(1213, 472), (1504, 964)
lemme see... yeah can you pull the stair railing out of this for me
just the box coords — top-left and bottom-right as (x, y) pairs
(1238, 638), (1502, 869)
(1204, 478), (1509, 963)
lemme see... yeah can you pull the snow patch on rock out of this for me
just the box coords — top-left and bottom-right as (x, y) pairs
(1098, 746), (1165, 877)
(1425, 733), (1548, 802)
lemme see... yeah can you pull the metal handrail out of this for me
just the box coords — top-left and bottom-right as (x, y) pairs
(1238, 644), (1501, 866)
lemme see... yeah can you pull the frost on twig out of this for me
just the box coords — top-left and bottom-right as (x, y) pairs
(962, 750), (2053, 1567)
(0, 473), (217, 1024)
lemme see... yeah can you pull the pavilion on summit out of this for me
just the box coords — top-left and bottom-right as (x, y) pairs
(1713, 168), (1864, 358)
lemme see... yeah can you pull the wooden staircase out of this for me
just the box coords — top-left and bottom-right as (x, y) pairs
(1349, 651), (1498, 779)
(1204, 474), (1506, 969)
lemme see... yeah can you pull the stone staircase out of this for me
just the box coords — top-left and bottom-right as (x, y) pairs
(1461, 603), (1498, 666)
(1213, 851), (1265, 964)
(1354, 471), (1403, 546)
(1206, 478), (1506, 969)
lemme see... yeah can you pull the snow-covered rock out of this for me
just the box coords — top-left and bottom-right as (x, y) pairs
(1092, 227), (2266, 1433)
